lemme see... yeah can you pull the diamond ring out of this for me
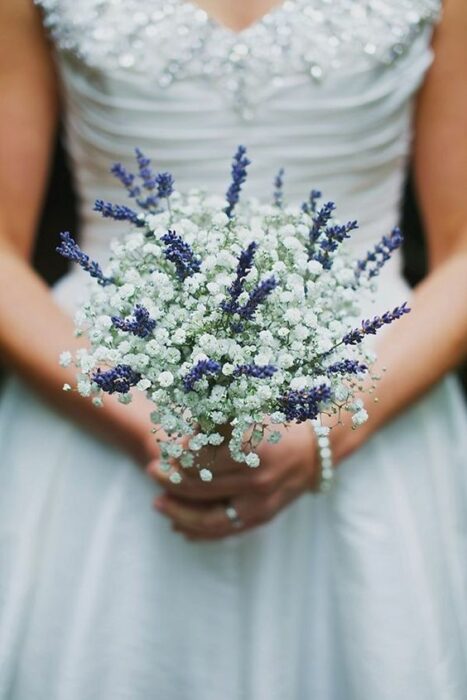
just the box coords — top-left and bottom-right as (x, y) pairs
(225, 504), (243, 529)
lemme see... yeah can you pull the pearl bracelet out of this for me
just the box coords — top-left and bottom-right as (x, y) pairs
(310, 419), (335, 494)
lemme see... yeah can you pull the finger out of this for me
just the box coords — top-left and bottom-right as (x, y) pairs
(183, 444), (242, 477)
(171, 523), (248, 541)
(148, 460), (271, 502)
(157, 491), (273, 537)
(155, 495), (230, 532)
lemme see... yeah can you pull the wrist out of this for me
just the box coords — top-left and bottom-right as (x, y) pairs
(322, 408), (373, 467)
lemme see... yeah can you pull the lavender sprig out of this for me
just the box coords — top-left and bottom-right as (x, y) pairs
(273, 168), (285, 208)
(343, 303), (410, 345)
(220, 242), (258, 314)
(237, 276), (278, 321)
(233, 364), (277, 379)
(92, 364), (141, 394)
(312, 220), (359, 270)
(279, 385), (332, 422)
(155, 172), (174, 199)
(308, 201), (336, 247)
(133, 149), (165, 210)
(356, 227), (404, 279)
(326, 359), (368, 376)
(94, 199), (144, 226)
(110, 163), (141, 199)
(56, 232), (113, 286)
(160, 230), (202, 281)
(183, 359), (222, 392)
(135, 148), (157, 190)
(111, 305), (156, 339)
(302, 189), (322, 215)
(224, 145), (251, 218)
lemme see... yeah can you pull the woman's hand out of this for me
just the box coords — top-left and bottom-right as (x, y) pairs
(147, 422), (319, 540)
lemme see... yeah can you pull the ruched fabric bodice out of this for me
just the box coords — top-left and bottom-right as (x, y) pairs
(35, 0), (440, 270)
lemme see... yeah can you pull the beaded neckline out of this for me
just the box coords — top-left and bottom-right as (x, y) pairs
(180, 0), (289, 36)
(35, 0), (441, 119)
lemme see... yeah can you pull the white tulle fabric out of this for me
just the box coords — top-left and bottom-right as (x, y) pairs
(1, 1), (467, 698)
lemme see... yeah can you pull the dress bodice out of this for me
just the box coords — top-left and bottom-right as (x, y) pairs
(35, 0), (441, 265)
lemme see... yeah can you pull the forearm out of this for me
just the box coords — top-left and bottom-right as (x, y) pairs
(0, 242), (154, 464)
(330, 245), (467, 463)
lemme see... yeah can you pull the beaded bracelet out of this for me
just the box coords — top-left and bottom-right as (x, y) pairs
(310, 419), (335, 494)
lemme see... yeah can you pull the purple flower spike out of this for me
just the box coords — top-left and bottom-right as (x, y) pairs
(343, 302), (410, 345)
(56, 232), (113, 286)
(279, 385), (332, 422)
(221, 241), (258, 314)
(224, 145), (251, 218)
(135, 148), (157, 191)
(273, 168), (285, 208)
(94, 199), (144, 226)
(155, 172), (175, 199)
(326, 359), (368, 376)
(161, 230), (202, 281)
(233, 364), (277, 379)
(237, 276), (278, 321)
(110, 163), (141, 199)
(183, 359), (222, 392)
(111, 305), (156, 339)
(302, 189), (322, 215)
(308, 201), (336, 246)
(312, 219), (359, 270)
(93, 364), (141, 394)
(356, 227), (404, 279)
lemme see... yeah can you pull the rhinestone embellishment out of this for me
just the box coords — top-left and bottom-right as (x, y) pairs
(35, 0), (441, 119)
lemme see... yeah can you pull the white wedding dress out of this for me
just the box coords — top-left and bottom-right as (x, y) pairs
(1, 0), (467, 698)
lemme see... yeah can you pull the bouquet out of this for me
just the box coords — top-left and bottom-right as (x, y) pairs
(58, 146), (409, 484)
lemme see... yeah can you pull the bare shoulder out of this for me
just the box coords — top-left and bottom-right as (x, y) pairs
(0, 0), (50, 51)
(432, 0), (467, 54)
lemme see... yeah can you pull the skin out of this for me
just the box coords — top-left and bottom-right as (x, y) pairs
(1, 1), (466, 542)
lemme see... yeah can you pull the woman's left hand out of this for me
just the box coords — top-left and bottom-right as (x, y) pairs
(147, 422), (320, 541)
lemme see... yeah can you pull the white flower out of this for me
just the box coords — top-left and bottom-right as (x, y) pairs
(255, 352), (272, 365)
(137, 378), (151, 391)
(208, 433), (224, 446)
(352, 409), (369, 426)
(172, 329), (187, 345)
(158, 371), (174, 387)
(290, 376), (308, 391)
(270, 411), (286, 424)
(77, 378), (92, 397)
(96, 315), (113, 330)
(307, 260), (322, 275)
(334, 384), (349, 402)
(292, 325), (310, 341)
(59, 351), (72, 368)
(119, 283), (135, 299)
(245, 452), (260, 468)
(278, 353), (294, 369)
(169, 472), (183, 484)
(200, 468), (213, 482)
(63, 383), (72, 392)
(78, 354), (96, 373)
(285, 308), (301, 324)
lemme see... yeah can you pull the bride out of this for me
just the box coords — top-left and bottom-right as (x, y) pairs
(1, 0), (466, 698)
